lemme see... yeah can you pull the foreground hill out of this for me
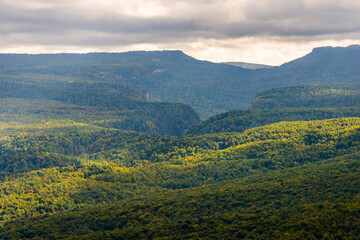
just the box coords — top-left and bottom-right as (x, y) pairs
(3, 152), (359, 239)
(0, 118), (359, 239)
(1, 45), (360, 119)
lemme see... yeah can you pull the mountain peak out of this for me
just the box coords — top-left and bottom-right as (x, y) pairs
(311, 44), (360, 53)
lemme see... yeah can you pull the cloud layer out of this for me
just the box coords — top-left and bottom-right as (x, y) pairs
(1, 0), (360, 64)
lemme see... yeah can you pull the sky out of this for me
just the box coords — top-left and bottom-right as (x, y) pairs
(1, 0), (360, 65)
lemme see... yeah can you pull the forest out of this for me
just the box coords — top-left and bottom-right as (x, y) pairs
(0, 46), (360, 239)
(0, 117), (359, 238)
(248, 84), (360, 110)
(187, 84), (360, 135)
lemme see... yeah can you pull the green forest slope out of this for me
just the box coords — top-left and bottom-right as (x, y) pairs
(249, 84), (360, 110)
(3, 152), (359, 239)
(187, 84), (360, 135)
(186, 107), (360, 135)
(0, 118), (359, 238)
(0, 94), (200, 136)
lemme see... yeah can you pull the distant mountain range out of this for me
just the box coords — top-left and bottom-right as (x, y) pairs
(1, 45), (359, 119)
(0, 54), (202, 135)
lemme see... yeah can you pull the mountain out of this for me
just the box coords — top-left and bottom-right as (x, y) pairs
(278, 45), (360, 82)
(254, 45), (360, 86)
(1, 45), (360, 239)
(1, 45), (360, 119)
(0, 53), (203, 136)
(0, 51), (253, 119)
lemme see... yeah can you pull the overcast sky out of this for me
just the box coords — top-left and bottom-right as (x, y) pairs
(1, 0), (360, 65)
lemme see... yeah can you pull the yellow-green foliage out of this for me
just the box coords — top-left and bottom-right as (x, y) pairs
(0, 117), (360, 239)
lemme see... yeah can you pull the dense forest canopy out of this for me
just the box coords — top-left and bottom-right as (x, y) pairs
(187, 84), (360, 135)
(248, 84), (360, 110)
(0, 117), (360, 238)
(186, 107), (360, 135)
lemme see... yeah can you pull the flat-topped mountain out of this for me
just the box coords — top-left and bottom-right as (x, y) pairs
(276, 45), (360, 83)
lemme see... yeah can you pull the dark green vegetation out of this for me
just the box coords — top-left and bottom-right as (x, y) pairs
(0, 118), (360, 239)
(0, 73), (200, 136)
(187, 84), (360, 135)
(0, 97), (199, 136)
(0, 51), (252, 119)
(186, 107), (360, 135)
(2, 45), (360, 119)
(249, 84), (360, 110)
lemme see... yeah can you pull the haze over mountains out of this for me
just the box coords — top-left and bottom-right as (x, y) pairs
(222, 62), (273, 69)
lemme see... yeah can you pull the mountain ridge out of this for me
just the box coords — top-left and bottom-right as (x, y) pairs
(2, 45), (360, 119)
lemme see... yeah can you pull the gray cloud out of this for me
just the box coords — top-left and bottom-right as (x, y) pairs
(1, 0), (360, 64)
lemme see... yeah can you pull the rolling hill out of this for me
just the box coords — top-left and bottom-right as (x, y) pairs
(0, 118), (359, 239)
(248, 84), (360, 110)
(187, 84), (360, 135)
(186, 107), (360, 135)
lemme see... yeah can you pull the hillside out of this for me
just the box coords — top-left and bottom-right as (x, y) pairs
(251, 45), (360, 87)
(3, 153), (359, 239)
(0, 69), (200, 136)
(186, 83), (360, 135)
(186, 107), (360, 135)
(1, 45), (360, 119)
(279, 45), (360, 82)
(248, 84), (360, 110)
(0, 118), (359, 238)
